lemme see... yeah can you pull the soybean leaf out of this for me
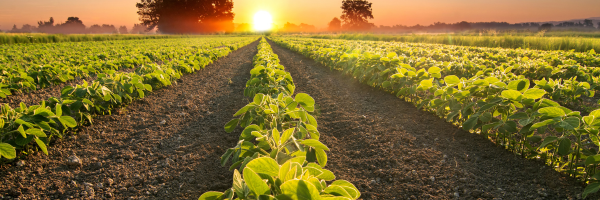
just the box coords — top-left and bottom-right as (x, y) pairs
(301, 139), (330, 151)
(0, 143), (16, 159)
(26, 128), (46, 137)
(508, 79), (530, 93)
(243, 168), (270, 196)
(234, 105), (255, 116)
(280, 180), (321, 200)
(539, 136), (558, 149)
(198, 192), (225, 200)
(246, 157), (279, 177)
(444, 75), (460, 85)
(59, 116), (77, 128)
(538, 107), (565, 118)
(583, 182), (600, 199)
(315, 148), (327, 168)
(501, 90), (521, 100)
(558, 139), (571, 156)
(324, 185), (352, 199)
(523, 88), (546, 99)
(530, 119), (557, 130)
(330, 180), (360, 199)
(34, 138), (48, 155)
(295, 93), (315, 112)
(224, 119), (239, 133)
(585, 155), (600, 165)
(462, 113), (480, 131)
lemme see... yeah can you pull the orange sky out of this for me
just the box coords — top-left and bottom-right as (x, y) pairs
(1, 0), (599, 31)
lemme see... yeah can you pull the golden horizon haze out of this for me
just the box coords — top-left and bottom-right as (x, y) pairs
(0, 0), (599, 31)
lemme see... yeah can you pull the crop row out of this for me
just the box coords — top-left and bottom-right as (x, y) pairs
(0, 37), (245, 98)
(271, 36), (600, 198)
(283, 37), (600, 85)
(198, 38), (361, 200)
(308, 34), (600, 54)
(0, 37), (258, 161)
(280, 37), (599, 111)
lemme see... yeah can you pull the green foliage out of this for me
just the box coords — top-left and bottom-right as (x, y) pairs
(271, 36), (600, 198)
(308, 34), (600, 53)
(199, 38), (360, 200)
(0, 33), (222, 45)
(0, 36), (248, 99)
(0, 36), (258, 160)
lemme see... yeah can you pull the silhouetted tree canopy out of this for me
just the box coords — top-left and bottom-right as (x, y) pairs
(340, 0), (373, 31)
(539, 23), (553, 31)
(56, 17), (86, 33)
(328, 17), (342, 31)
(37, 17), (54, 33)
(136, 0), (235, 33)
(131, 24), (149, 34)
(119, 26), (128, 34)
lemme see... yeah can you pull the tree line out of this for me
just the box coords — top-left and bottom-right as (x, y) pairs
(6, 17), (149, 34)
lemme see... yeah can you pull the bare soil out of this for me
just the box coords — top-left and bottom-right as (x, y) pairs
(267, 39), (594, 200)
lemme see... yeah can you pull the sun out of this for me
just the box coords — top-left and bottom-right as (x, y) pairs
(253, 11), (273, 31)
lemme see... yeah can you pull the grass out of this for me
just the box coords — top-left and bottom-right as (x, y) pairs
(307, 33), (600, 52)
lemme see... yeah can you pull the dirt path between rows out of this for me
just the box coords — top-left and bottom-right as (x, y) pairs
(267, 39), (594, 200)
(0, 40), (258, 200)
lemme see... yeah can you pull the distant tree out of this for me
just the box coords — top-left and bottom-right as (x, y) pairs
(598, 22), (600, 30)
(340, 0), (373, 31)
(136, 0), (235, 33)
(89, 24), (102, 33)
(328, 17), (342, 32)
(584, 19), (594, 28)
(20, 24), (35, 33)
(283, 22), (299, 32)
(299, 23), (316, 32)
(454, 21), (471, 31)
(539, 23), (553, 31)
(131, 24), (148, 34)
(118, 26), (128, 34)
(10, 25), (18, 33)
(102, 24), (118, 33)
(56, 17), (86, 33)
(37, 17), (55, 33)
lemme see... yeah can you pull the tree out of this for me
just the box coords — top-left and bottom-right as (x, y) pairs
(539, 23), (553, 31)
(56, 17), (86, 33)
(102, 24), (118, 33)
(584, 19), (594, 28)
(598, 22), (600, 30)
(340, 0), (373, 31)
(131, 23), (148, 34)
(136, 0), (235, 33)
(20, 24), (35, 33)
(10, 24), (19, 33)
(328, 17), (342, 32)
(37, 17), (55, 33)
(119, 26), (128, 34)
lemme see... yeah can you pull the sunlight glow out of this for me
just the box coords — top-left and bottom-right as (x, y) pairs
(253, 11), (273, 31)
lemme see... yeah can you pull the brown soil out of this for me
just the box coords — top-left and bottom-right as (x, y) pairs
(267, 39), (594, 200)
(0, 39), (258, 200)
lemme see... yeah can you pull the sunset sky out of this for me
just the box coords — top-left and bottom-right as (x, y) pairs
(1, 0), (599, 31)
